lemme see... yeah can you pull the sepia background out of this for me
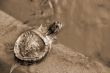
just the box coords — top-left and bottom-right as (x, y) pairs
(0, 0), (110, 73)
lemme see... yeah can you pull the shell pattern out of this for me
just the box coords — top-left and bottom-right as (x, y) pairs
(14, 30), (49, 64)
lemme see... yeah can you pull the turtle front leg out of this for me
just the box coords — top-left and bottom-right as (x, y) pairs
(48, 36), (57, 52)
(4, 43), (14, 52)
(48, 41), (52, 53)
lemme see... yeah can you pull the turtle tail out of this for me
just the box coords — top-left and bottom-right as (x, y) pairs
(10, 63), (19, 73)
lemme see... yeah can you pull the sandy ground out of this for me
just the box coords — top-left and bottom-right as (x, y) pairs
(0, 10), (108, 73)
(0, 0), (110, 73)
(1, 0), (110, 65)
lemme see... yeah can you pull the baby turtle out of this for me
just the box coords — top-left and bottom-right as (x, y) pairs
(10, 21), (63, 73)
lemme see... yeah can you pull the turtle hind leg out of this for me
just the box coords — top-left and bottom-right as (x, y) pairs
(10, 63), (20, 73)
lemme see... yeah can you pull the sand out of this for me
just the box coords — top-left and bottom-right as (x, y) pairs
(0, 0), (110, 73)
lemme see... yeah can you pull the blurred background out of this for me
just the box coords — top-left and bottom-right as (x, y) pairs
(0, 0), (110, 68)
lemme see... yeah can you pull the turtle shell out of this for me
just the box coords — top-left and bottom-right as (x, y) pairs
(14, 30), (49, 63)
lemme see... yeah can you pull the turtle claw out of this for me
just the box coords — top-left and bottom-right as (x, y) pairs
(9, 49), (14, 52)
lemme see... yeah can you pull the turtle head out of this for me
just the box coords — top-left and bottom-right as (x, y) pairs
(47, 21), (63, 35)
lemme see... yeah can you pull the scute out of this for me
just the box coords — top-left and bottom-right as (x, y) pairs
(14, 31), (49, 61)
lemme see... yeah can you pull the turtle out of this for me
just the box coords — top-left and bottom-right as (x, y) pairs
(10, 21), (63, 73)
